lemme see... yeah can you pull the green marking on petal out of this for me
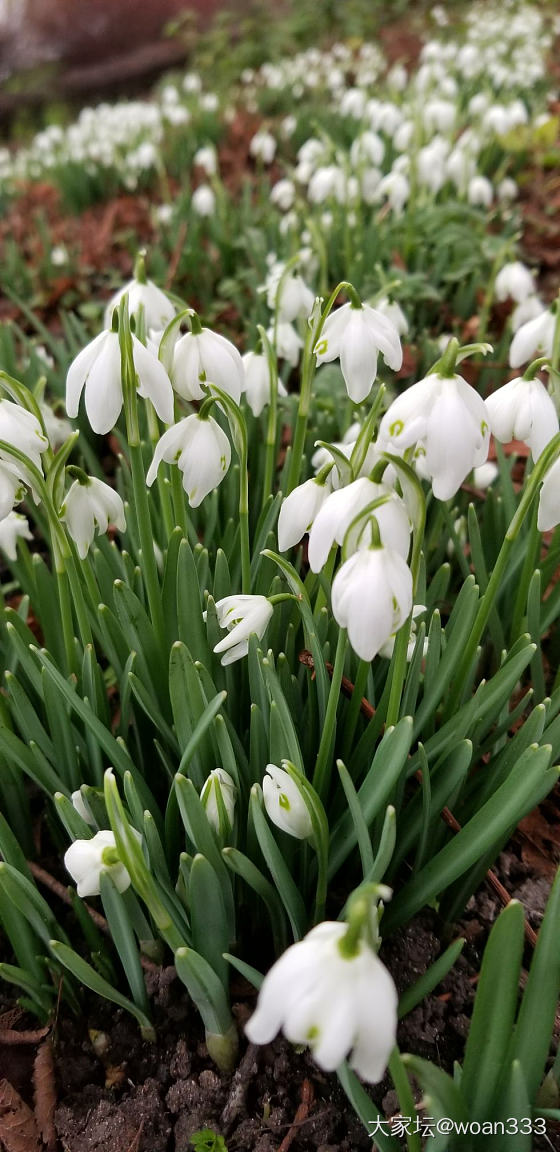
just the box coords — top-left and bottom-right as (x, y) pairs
(389, 419), (404, 437)
(315, 338), (328, 356)
(278, 793), (291, 811)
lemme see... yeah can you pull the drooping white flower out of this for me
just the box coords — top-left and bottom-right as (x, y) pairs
(66, 330), (174, 435)
(468, 175), (493, 207)
(511, 295), (545, 333)
(103, 277), (176, 332)
(538, 457), (560, 531)
(64, 829), (134, 897)
(278, 478), (329, 552)
(212, 594), (273, 665)
(494, 262), (536, 305)
(39, 402), (72, 450)
(0, 462), (27, 520)
(266, 269), (314, 324)
(200, 769), (236, 837)
(193, 144), (218, 175)
(509, 308), (556, 368)
(192, 184), (216, 217)
(147, 413), (231, 508)
(314, 303), (402, 404)
(378, 603), (427, 661)
(62, 476), (126, 559)
(473, 462), (498, 489)
(262, 764), (312, 840)
(71, 788), (96, 826)
(486, 373), (559, 461)
(332, 545), (413, 662)
(242, 351), (286, 418)
(249, 129), (277, 164)
(307, 477), (411, 573)
(379, 372), (491, 500)
(267, 321), (303, 367)
(245, 920), (397, 1082)
(172, 327), (244, 403)
(0, 511), (32, 559)
(377, 170), (409, 215)
(0, 399), (48, 471)
(374, 296), (408, 336)
(270, 178), (296, 211)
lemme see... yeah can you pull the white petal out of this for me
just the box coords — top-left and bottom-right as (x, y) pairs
(132, 336), (174, 425)
(66, 331), (108, 419)
(84, 333), (123, 435)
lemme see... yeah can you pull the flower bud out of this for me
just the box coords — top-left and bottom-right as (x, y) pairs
(263, 764), (313, 840)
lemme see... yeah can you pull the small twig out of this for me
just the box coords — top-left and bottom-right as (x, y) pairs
(27, 861), (160, 972)
(220, 1043), (260, 1132)
(277, 1079), (314, 1152)
(299, 650), (539, 948)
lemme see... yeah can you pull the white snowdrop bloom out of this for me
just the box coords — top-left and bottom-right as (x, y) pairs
(200, 769), (236, 836)
(393, 120), (414, 152)
(340, 87), (367, 119)
(307, 477), (411, 573)
(39, 403), (72, 451)
(495, 262), (536, 304)
(387, 62), (408, 91)
(278, 478), (329, 551)
(279, 211), (299, 236)
(64, 829), (136, 898)
(213, 594), (273, 665)
(270, 178), (296, 211)
(103, 277), (176, 332)
(267, 322), (303, 367)
(249, 129), (277, 164)
(511, 295), (546, 333)
(361, 168), (382, 205)
(497, 177), (518, 203)
(200, 92), (219, 113)
(332, 545), (413, 662)
(311, 423), (361, 473)
(314, 302), (402, 404)
(486, 373), (559, 461)
(154, 203), (173, 226)
(469, 93), (490, 117)
(472, 462), (498, 490)
(377, 170), (409, 215)
(0, 400), (48, 472)
(147, 414), (231, 508)
(262, 764), (312, 840)
(423, 98), (456, 134)
(468, 175), (493, 208)
(0, 511), (32, 559)
(378, 603), (427, 661)
(172, 327), (244, 404)
(183, 72), (202, 93)
(350, 131), (384, 169)
(538, 458), (560, 531)
(51, 244), (68, 267)
(379, 372), (491, 501)
(266, 270), (314, 324)
(66, 330), (174, 435)
(308, 165), (345, 204)
(62, 476), (126, 560)
(192, 184), (216, 217)
(245, 920), (397, 1082)
(509, 308), (555, 368)
(375, 297), (408, 336)
(281, 114), (297, 138)
(417, 138), (449, 195)
(193, 144), (218, 175)
(446, 146), (476, 191)
(242, 351), (287, 418)
(0, 463), (26, 520)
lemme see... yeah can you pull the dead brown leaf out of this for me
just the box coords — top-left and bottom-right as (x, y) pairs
(0, 1078), (41, 1152)
(33, 1039), (57, 1152)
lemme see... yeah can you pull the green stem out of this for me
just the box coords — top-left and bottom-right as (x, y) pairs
(129, 442), (166, 649)
(313, 627), (347, 799)
(54, 550), (77, 676)
(66, 552), (94, 649)
(259, 325), (280, 511)
(448, 430), (560, 711)
(170, 465), (189, 539)
(388, 1048), (422, 1152)
(341, 658), (369, 762)
(239, 432), (251, 594)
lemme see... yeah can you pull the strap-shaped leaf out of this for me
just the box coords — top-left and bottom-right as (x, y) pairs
(50, 940), (154, 1040)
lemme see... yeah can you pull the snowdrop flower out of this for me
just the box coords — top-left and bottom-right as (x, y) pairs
(64, 830), (135, 897)
(378, 603), (427, 661)
(377, 170), (409, 215)
(486, 371), (559, 461)
(249, 130), (276, 164)
(374, 296), (408, 336)
(147, 413), (231, 508)
(267, 321), (303, 367)
(473, 462), (498, 489)
(0, 463), (26, 521)
(193, 144), (217, 175)
(537, 458), (560, 531)
(242, 351), (286, 418)
(66, 330), (174, 435)
(380, 370), (491, 501)
(51, 244), (68, 267)
(172, 326), (244, 403)
(468, 175), (493, 208)
(39, 402), (72, 450)
(308, 478), (411, 573)
(278, 477), (329, 551)
(308, 165), (345, 204)
(495, 262), (536, 304)
(509, 307), (556, 368)
(332, 545), (413, 662)
(0, 511), (32, 559)
(192, 184), (216, 217)
(103, 275), (176, 331)
(511, 295), (546, 333)
(262, 764), (312, 840)
(314, 302), (402, 404)
(266, 269), (314, 323)
(270, 178), (296, 211)
(497, 177), (518, 203)
(0, 400), (48, 472)
(62, 475), (126, 559)
(212, 595), (273, 665)
(200, 769), (236, 837)
(245, 919), (397, 1082)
